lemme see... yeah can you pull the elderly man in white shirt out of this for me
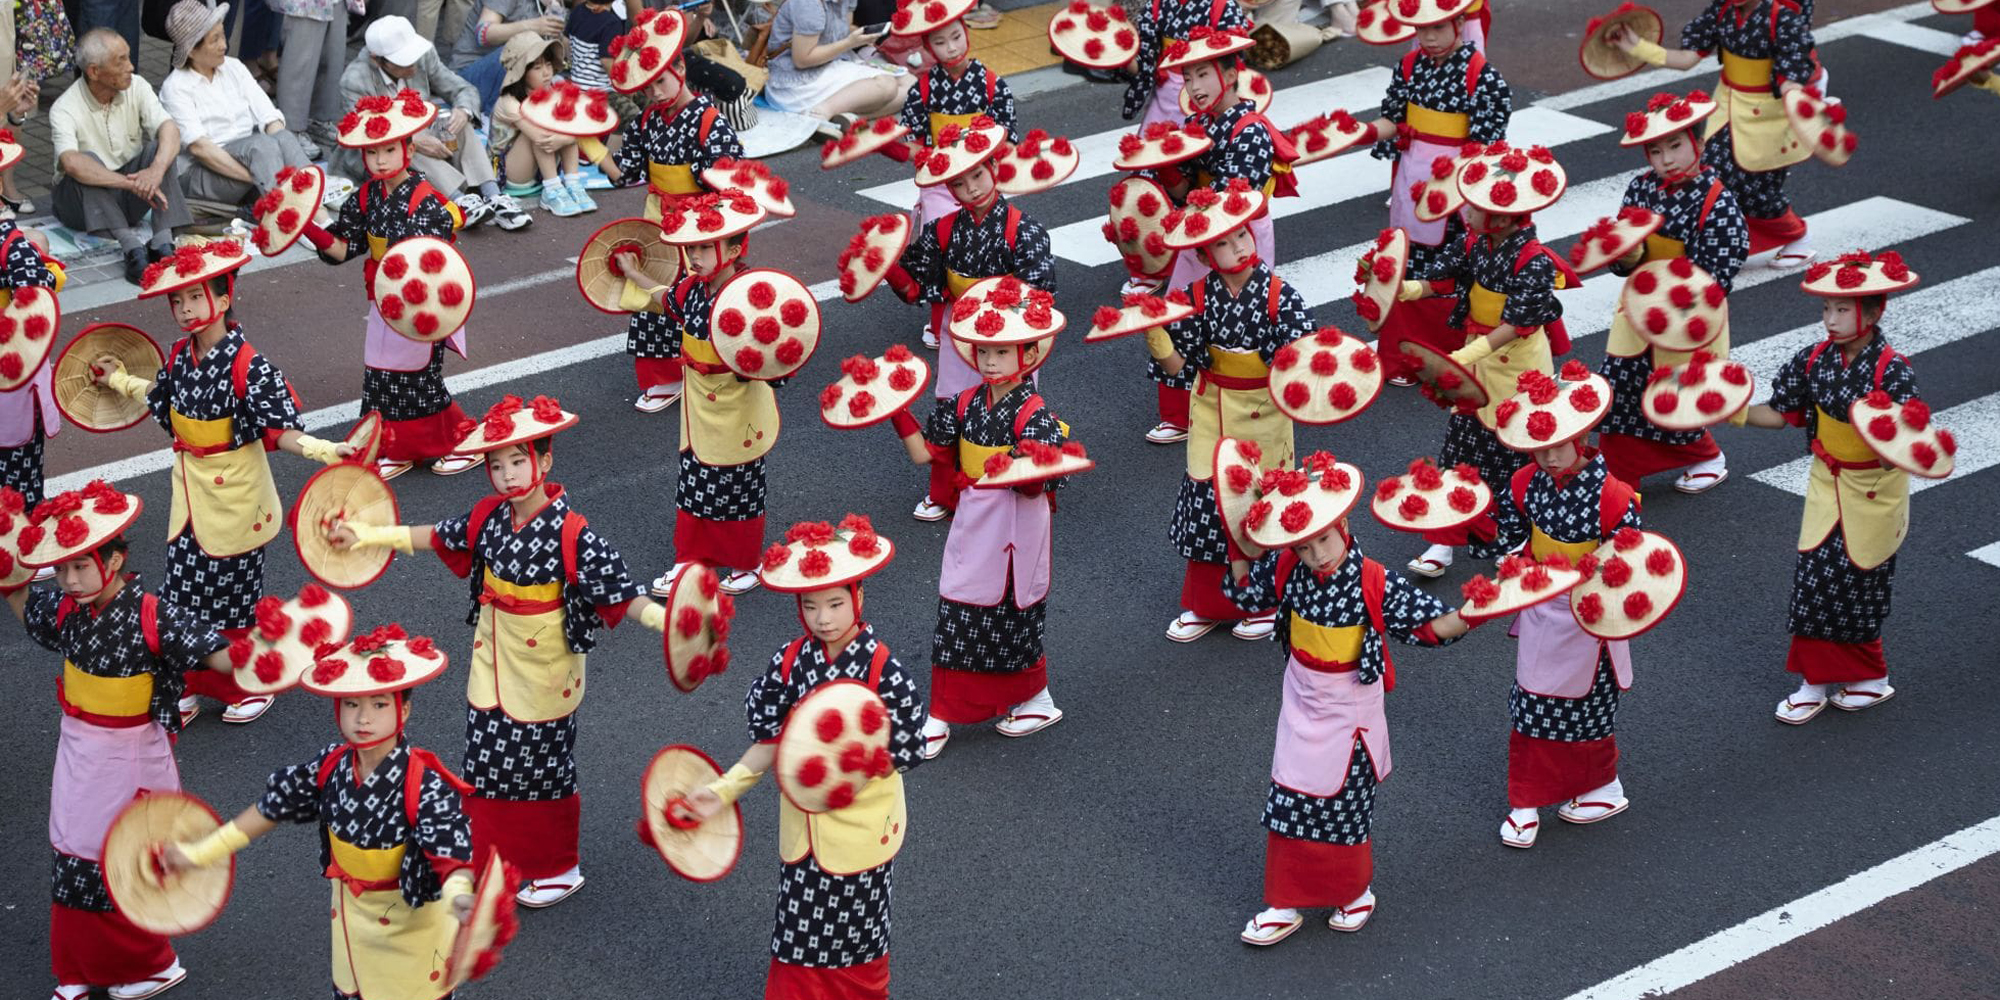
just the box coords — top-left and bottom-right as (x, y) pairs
(160, 0), (314, 207)
(49, 28), (193, 283)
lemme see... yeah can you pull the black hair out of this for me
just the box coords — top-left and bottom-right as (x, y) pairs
(1858, 294), (1888, 318)
(91, 535), (130, 565)
(502, 53), (560, 102)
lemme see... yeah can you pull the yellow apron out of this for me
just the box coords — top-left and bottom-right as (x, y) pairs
(61, 662), (152, 718)
(167, 411), (282, 557)
(642, 161), (703, 222)
(466, 573), (586, 723)
(778, 771), (906, 875)
(326, 833), (455, 1000)
(1289, 619), (1363, 667)
(1798, 408), (1908, 570)
(1453, 282), (1555, 429)
(1529, 528), (1599, 563)
(1706, 51), (1809, 172)
(679, 333), (780, 466)
(1187, 347), (1292, 480)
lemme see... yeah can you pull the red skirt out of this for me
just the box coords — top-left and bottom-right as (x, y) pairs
(673, 509), (765, 572)
(1181, 560), (1265, 621)
(1262, 832), (1372, 909)
(929, 659), (1047, 724)
(50, 903), (175, 987)
(1597, 432), (1721, 486)
(636, 356), (684, 392)
(765, 955), (889, 1000)
(1507, 731), (1618, 809)
(466, 793), (581, 880)
(1373, 296), (1458, 379)
(1156, 384), (1190, 429)
(1786, 635), (1887, 684)
(382, 402), (471, 462)
(1746, 208), (1807, 255)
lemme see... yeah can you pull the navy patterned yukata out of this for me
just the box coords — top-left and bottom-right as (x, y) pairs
(898, 61), (1019, 142)
(0, 220), (61, 505)
(896, 197), (1057, 307)
(1681, 0), (1817, 230)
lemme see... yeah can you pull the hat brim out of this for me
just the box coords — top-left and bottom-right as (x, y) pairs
(1567, 209), (1663, 274)
(1112, 131), (1213, 172)
(1934, 41), (2000, 98)
(137, 247), (250, 298)
(290, 462), (400, 590)
(577, 218), (671, 314)
(54, 324), (162, 434)
(102, 792), (233, 937)
(758, 533), (897, 593)
(1159, 33), (1255, 73)
(1211, 437), (1268, 560)
(1106, 176), (1176, 278)
(1461, 560), (1585, 619)
(338, 102), (437, 148)
(1459, 157), (1568, 215)
(1495, 375), (1614, 453)
(233, 589), (354, 696)
(821, 119), (913, 169)
(344, 411), (385, 466)
(375, 236), (475, 343)
(1370, 462), (1494, 533)
(1289, 113), (1372, 166)
(1571, 531), (1686, 640)
(837, 214), (913, 303)
(444, 853), (520, 989)
(775, 680), (894, 814)
(703, 161), (797, 218)
(664, 564), (730, 693)
(1642, 356), (1754, 431)
(1619, 259), (1728, 353)
(519, 84), (618, 137)
(640, 745), (743, 882)
(1577, 5), (1663, 81)
(1355, 228), (1409, 333)
(971, 449), (1095, 490)
(1269, 330), (1385, 426)
(251, 165), (325, 258)
(1245, 462), (1365, 549)
(20, 495), (144, 568)
(994, 142), (1080, 196)
(913, 128), (1008, 187)
(891, 0), (976, 35)
(1047, 8), (1141, 68)
(711, 268), (821, 381)
(819, 351), (930, 430)
(1783, 90), (1857, 167)
(1398, 339), (1489, 414)
(0, 284), (59, 391)
(303, 638), (449, 698)
(1849, 394), (1959, 479)
(1177, 67), (1274, 116)
(454, 410), (579, 455)
(1617, 100), (1717, 147)
(1083, 296), (1195, 343)
(1354, 2), (1416, 45)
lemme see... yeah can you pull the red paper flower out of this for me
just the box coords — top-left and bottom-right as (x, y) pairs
(1622, 591), (1653, 620)
(368, 655), (406, 682)
(1646, 547), (1676, 577)
(1279, 501), (1313, 534)
(1526, 411), (1557, 441)
(1600, 556), (1633, 588)
(799, 549), (833, 578)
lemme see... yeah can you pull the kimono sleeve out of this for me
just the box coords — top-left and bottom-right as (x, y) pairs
(152, 596), (229, 677)
(413, 765), (475, 867)
(0, 229), (56, 288)
(1221, 550), (1282, 613)
(1498, 250), (1564, 329)
(611, 113), (649, 177)
(992, 75), (1020, 141)
(240, 352), (305, 440)
(897, 219), (946, 302)
(876, 653), (928, 771)
(322, 187), (369, 261)
(257, 746), (342, 824)
(1766, 345), (1812, 420)
(1266, 278), (1317, 362)
(1469, 64), (1511, 143)
(571, 524), (648, 609)
(1880, 350), (1920, 405)
(1679, 1), (1722, 54)
(21, 587), (64, 652)
(1010, 216), (1057, 294)
(1380, 570), (1458, 646)
(922, 394), (962, 450)
(744, 645), (796, 743)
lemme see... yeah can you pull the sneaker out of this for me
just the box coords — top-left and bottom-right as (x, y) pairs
(541, 183), (583, 218)
(108, 960), (187, 1000)
(489, 193), (534, 231)
(294, 133), (323, 161)
(455, 192), (496, 228)
(576, 163), (614, 190)
(566, 176), (598, 213)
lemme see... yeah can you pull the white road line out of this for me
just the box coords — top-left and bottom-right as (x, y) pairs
(1865, 20), (1966, 57)
(1750, 391), (2000, 497)
(1968, 541), (2000, 568)
(853, 67), (1395, 210)
(1565, 813), (2000, 1000)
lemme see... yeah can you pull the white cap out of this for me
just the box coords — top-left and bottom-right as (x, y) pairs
(366, 15), (434, 67)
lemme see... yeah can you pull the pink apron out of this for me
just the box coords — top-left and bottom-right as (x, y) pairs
(1144, 72), (1185, 127)
(938, 486), (1052, 607)
(915, 184), (959, 228)
(1515, 596), (1632, 698)
(1271, 656), (1391, 796)
(1390, 138), (1461, 248)
(49, 716), (180, 860)
(364, 303), (468, 372)
(0, 363), (59, 448)
(935, 336), (982, 398)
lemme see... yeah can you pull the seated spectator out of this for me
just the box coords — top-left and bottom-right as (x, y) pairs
(160, 0), (313, 210)
(565, 0), (638, 121)
(339, 15), (532, 230)
(49, 28), (192, 284)
(489, 33), (594, 217)
(763, 0), (908, 124)
(448, 0), (565, 113)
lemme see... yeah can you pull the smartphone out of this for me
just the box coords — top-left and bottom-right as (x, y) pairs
(859, 21), (890, 36)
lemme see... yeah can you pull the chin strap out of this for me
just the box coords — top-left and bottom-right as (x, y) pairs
(74, 555), (115, 604)
(1825, 321), (1876, 344)
(340, 691), (404, 750)
(1199, 231), (1261, 275)
(1187, 61), (1238, 117)
(366, 140), (412, 180)
(487, 440), (550, 500)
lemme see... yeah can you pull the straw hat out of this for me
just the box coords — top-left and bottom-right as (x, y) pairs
(664, 563), (736, 693)
(1112, 120), (1213, 172)
(576, 218), (669, 314)
(1162, 178), (1265, 251)
(1456, 142), (1567, 215)
(1083, 288), (1194, 343)
(0, 487), (36, 589)
(973, 439), (1095, 491)
(1934, 37), (2000, 98)
(1567, 206), (1663, 275)
(18, 481), (142, 568)
(711, 268), (821, 380)
(1569, 528), (1686, 639)
(821, 117), (912, 170)
(344, 412), (385, 467)
(290, 462), (400, 590)
(304, 623), (449, 698)
(1378, 0), (1477, 27)
(1408, 149), (1469, 223)
(1243, 451), (1366, 550)
(1619, 257), (1727, 353)
(1047, 0), (1139, 68)
(606, 8), (685, 93)
(499, 31), (566, 89)
(519, 81), (619, 138)
(889, 0), (974, 36)
(1932, 0), (2000, 11)
(454, 394), (577, 455)
(992, 130), (1080, 196)
(1800, 249), (1921, 297)
(227, 586), (354, 696)
(758, 515), (895, 593)
(138, 238), (249, 298)
(444, 853), (521, 989)
(53, 323), (162, 433)
(703, 158), (795, 218)
(1642, 349), (1754, 431)
(102, 792), (232, 936)
(775, 679), (897, 814)
(1458, 552), (1584, 619)
(0, 280), (58, 390)
(1370, 456), (1493, 534)
(820, 345), (931, 430)
(946, 275), (1063, 374)
(1397, 338), (1487, 415)
(658, 189), (765, 246)
(1288, 109), (1372, 166)
(639, 745), (743, 882)
(1212, 437), (1269, 559)
(1178, 66), (1274, 116)
(374, 236), (474, 343)
(1851, 391), (1959, 479)
(1354, 1), (1416, 45)
(1618, 89), (1717, 147)
(1350, 227), (1408, 332)
(250, 165), (324, 257)
(1578, 3), (1664, 81)
(1103, 176), (1176, 280)
(1493, 361), (1612, 452)
(165, 0), (229, 70)
(337, 90), (436, 148)
(1158, 26), (1255, 74)
(913, 117), (1007, 187)
(1269, 327), (1383, 425)
(836, 214), (913, 303)
(1783, 86), (1858, 167)
(0, 127), (24, 173)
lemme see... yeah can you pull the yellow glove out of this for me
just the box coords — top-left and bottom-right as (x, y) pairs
(1144, 326), (1174, 361)
(345, 523), (415, 554)
(1628, 38), (1668, 67)
(1449, 337), (1497, 370)
(639, 601), (668, 633)
(295, 433), (343, 465)
(46, 264), (66, 294)
(177, 821), (250, 867)
(704, 762), (764, 806)
(1396, 280), (1427, 302)
(102, 365), (152, 402)
(1616, 243), (1646, 269)
(578, 135), (609, 164)
(1975, 73), (2000, 96)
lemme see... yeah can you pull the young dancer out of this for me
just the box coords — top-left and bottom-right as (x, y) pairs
(1123, 0), (1253, 124)
(0, 157), (66, 514)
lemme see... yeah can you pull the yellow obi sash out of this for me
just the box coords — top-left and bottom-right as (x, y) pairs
(481, 570), (560, 609)
(1720, 51), (1774, 92)
(649, 161), (701, 195)
(681, 332), (724, 370)
(167, 409), (281, 558)
(1798, 408), (1908, 569)
(170, 411), (233, 455)
(944, 268), (980, 300)
(366, 233), (388, 262)
(1206, 346), (1270, 381)
(958, 439), (1009, 480)
(1641, 233), (1686, 262)
(779, 770), (906, 874)
(1467, 281), (1506, 329)
(1289, 618), (1363, 669)
(329, 833), (405, 887)
(1406, 103), (1471, 143)
(62, 661), (152, 718)
(1188, 349), (1291, 480)
(1814, 406), (1876, 463)
(1530, 527), (1599, 563)
(929, 111), (980, 144)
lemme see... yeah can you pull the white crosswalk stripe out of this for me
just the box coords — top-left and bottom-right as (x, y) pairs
(1751, 392), (2000, 496)
(1968, 542), (2000, 569)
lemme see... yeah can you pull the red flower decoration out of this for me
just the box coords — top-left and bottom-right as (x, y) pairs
(1646, 547), (1676, 577)
(1600, 556), (1633, 589)
(1526, 411), (1558, 441)
(1279, 501), (1313, 534)
(1622, 591), (1653, 620)
(367, 655), (406, 682)
(799, 549), (833, 578)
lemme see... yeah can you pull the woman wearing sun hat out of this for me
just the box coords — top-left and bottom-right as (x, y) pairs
(330, 393), (674, 909)
(1, 480), (238, 1000)
(1216, 445), (1482, 947)
(1739, 251), (1936, 725)
(157, 623), (490, 1000)
(92, 238), (356, 727)
(296, 89), (480, 481)
(0, 126), (68, 514)
(678, 515), (927, 1000)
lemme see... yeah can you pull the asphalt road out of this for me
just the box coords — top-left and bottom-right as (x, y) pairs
(5, 2), (1997, 998)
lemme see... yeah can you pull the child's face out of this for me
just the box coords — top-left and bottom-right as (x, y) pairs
(526, 56), (555, 91)
(1181, 59), (1234, 111)
(1203, 226), (1257, 272)
(338, 694), (405, 746)
(1290, 521), (1349, 575)
(1643, 131), (1698, 179)
(975, 343), (1033, 379)
(946, 164), (995, 208)
(362, 141), (407, 179)
(487, 444), (550, 496)
(799, 587), (859, 644)
(926, 21), (969, 65)
(648, 62), (685, 105)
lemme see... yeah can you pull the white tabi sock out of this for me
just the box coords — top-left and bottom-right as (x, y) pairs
(1791, 681), (1830, 702)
